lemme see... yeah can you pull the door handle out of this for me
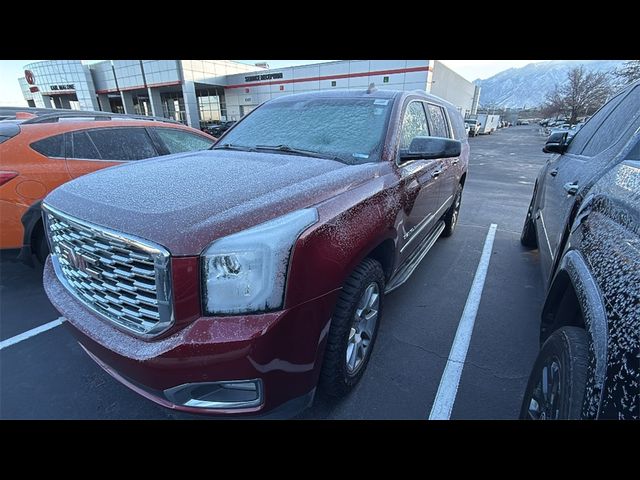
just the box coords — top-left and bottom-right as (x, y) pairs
(431, 170), (442, 178)
(549, 169), (558, 177)
(451, 159), (460, 165)
(563, 182), (579, 195)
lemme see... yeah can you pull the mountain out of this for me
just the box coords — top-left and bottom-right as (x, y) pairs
(475, 60), (625, 109)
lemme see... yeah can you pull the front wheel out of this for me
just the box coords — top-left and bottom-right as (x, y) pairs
(520, 327), (589, 419)
(441, 184), (463, 237)
(319, 258), (385, 398)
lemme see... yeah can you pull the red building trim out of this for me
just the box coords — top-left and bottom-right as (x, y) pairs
(223, 65), (431, 90)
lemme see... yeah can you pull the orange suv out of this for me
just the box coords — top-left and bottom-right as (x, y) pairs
(0, 109), (216, 264)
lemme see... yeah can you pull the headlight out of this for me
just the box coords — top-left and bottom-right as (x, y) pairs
(201, 208), (318, 315)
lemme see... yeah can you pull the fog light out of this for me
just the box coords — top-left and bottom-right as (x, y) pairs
(164, 379), (263, 409)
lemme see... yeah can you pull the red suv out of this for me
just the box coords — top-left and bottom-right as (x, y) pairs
(42, 89), (469, 417)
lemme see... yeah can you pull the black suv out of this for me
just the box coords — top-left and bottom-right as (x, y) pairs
(520, 80), (639, 419)
(206, 120), (236, 137)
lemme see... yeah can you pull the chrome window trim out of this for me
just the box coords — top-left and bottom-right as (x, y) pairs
(42, 202), (174, 338)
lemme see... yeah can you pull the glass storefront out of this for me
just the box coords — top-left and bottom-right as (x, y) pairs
(161, 92), (186, 124)
(196, 87), (226, 128)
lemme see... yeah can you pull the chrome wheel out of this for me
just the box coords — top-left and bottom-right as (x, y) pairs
(346, 282), (380, 374)
(526, 356), (561, 420)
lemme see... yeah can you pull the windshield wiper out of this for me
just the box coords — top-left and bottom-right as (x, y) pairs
(254, 144), (342, 161)
(211, 143), (255, 152)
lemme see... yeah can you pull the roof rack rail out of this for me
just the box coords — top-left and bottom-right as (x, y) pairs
(21, 111), (181, 125)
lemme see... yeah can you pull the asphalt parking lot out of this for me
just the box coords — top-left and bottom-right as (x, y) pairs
(0, 125), (548, 419)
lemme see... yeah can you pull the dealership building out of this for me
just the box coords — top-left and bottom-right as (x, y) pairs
(19, 60), (480, 128)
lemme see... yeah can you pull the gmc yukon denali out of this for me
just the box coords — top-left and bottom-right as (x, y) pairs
(42, 88), (469, 417)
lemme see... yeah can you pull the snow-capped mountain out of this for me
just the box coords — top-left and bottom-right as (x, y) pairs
(475, 60), (624, 109)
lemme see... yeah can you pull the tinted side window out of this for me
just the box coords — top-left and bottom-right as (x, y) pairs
(426, 104), (450, 138)
(71, 131), (101, 160)
(30, 134), (65, 157)
(155, 128), (214, 154)
(88, 128), (157, 161)
(400, 102), (429, 150)
(566, 89), (626, 155)
(581, 85), (640, 157)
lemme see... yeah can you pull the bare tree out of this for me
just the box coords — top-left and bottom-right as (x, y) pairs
(543, 66), (611, 124)
(614, 60), (640, 86)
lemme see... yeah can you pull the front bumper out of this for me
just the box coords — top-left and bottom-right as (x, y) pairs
(43, 257), (339, 417)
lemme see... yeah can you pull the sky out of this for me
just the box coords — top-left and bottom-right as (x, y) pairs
(0, 60), (544, 106)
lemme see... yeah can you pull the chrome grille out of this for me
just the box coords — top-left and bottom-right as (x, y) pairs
(43, 204), (173, 336)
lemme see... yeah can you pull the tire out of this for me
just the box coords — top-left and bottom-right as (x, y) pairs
(441, 184), (463, 237)
(520, 326), (589, 419)
(319, 258), (385, 398)
(520, 192), (538, 248)
(33, 223), (49, 264)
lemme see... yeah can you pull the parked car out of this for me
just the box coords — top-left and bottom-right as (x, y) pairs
(465, 119), (481, 137)
(519, 80), (640, 419)
(41, 88), (469, 417)
(0, 109), (216, 264)
(206, 120), (236, 136)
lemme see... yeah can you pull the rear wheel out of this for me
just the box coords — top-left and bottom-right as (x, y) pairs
(319, 258), (385, 398)
(520, 191), (538, 248)
(33, 223), (49, 264)
(520, 327), (589, 420)
(442, 184), (463, 237)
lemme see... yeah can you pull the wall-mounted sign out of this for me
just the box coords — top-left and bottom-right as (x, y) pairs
(50, 84), (75, 91)
(244, 97), (252, 103)
(25, 70), (35, 85)
(244, 72), (283, 82)
(29, 86), (39, 93)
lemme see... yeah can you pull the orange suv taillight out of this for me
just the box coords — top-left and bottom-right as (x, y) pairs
(0, 171), (18, 186)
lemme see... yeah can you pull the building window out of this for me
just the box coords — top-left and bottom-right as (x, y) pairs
(383, 76), (389, 83)
(196, 86), (226, 128)
(161, 92), (186, 124)
(331, 81), (337, 87)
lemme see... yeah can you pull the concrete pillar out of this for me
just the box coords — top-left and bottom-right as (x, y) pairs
(120, 90), (135, 115)
(182, 81), (200, 127)
(148, 87), (163, 118)
(97, 94), (112, 112)
(471, 86), (481, 115)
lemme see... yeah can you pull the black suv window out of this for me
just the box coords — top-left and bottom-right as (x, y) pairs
(155, 128), (214, 154)
(88, 128), (158, 161)
(581, 84), (640, 157)
(30, 134), (65, 157)
(426, 104), (450, 138)
(400, 101), (430, 150)
(71, 131), (101, 159)
(566, 89), (627, 155)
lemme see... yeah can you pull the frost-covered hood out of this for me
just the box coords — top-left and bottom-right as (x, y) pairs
(44, 150), (380, 255)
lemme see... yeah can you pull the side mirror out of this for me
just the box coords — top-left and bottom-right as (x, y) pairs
(400, 136), (462, 162)
(543, 131), (569, 154)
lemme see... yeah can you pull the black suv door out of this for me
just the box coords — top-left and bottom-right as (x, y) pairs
(535, 83), (640, 285)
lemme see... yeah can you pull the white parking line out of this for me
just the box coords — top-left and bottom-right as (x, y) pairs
(429, 223), (498, 420)
(0, 317), (66, 351)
